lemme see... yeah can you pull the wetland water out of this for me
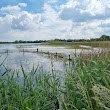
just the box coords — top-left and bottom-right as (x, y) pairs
(0, 43), (99, 75)
(0, 43), (74, 76)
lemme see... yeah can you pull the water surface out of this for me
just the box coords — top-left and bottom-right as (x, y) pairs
(0, 43), (73, 76)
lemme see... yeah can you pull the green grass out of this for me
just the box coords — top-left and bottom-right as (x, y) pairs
(0, 65), (61, 110)
(42, 41), (110, 49)
(73, 41), (110, 48)
(64, 59), (110, 110)
(0, 54), (110, 110)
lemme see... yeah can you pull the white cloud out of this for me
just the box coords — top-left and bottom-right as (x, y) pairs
(42, 3), (58, 22)
(99, 19), (110, 28)
(0, 3), (41, 32)
(0, 3), (73, 41)
(11, 11), (41, 31)
(0, 3), (27, 15)
(0, 1), (110, 41)
(57, 0), (110, 39)
(18, 3), (27, 7)
(0, 5), (21, 15)
(47, 0), (58, 4)
(59, 0), (110, 22)
(38, 3), (73, 39)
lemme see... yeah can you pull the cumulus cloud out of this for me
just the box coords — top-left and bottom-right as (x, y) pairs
(0, 5), (21, 15)
(99, 20), (110, 28)
(11, 12), (41, 31)
(39, 3), (73, 39)
(0, 3), (27, 15)
(0, 2), (73, 41)
(59, 0), (110, 22)
(0, 0), (110, 41)
(0, 3), (41, 31)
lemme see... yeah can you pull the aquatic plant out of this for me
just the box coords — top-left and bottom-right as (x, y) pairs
(0, 52), (110, 110)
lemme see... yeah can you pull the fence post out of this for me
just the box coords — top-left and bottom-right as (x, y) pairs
(37, 48), (38, 52)
(56, 52), (57, 56)
(7, 49), (8, 55)
(69, 54), (71, 60)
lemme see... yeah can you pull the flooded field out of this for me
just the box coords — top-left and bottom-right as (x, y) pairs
(0, 43), (110, 110)
(0, 43), (74, 75)
(0, 43), (107, 75)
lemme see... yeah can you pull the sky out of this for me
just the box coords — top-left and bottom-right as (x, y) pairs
(0, 0), (110, 41)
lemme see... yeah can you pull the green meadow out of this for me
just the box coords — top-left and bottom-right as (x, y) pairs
(42, 41), (110, 49)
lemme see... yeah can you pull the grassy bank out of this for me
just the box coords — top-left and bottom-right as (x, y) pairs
(0, 53), (110, 110)
(42, 41), (110, 49)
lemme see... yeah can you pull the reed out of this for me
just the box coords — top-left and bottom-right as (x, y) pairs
(64, 58), (110, 110)
(78, 48), (110, 62)
(42, 41), (110, 49)
(0, 52), (110, 110)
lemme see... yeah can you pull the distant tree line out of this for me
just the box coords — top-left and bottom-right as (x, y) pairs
(0, 40), (46, 44)
(0, 35), (110, 44)
(49, 35), (110, 42)
(0, 42), (12, 44)
(90, 35), (110, 41)
(14, 40), (46, 43)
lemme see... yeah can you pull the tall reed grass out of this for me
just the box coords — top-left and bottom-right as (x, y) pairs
(78, 48), (110, 63)
(0, 52), (110, 110)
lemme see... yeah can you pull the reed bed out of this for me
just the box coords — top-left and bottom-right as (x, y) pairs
(42, 41), (110, 49)
(0, 51), (110, 110)
(73, 41), (110, 48)
(64, 58), (110, 110)
(78, 48), (110, 62)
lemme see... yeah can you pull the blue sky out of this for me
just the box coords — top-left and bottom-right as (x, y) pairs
(0, 0), (110, 41)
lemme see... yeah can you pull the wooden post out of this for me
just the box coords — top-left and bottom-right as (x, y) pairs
(7, 49), (8, 55)
(69, 54), (71, 60)
(69, 61), (70, 66)
(23, 49), (25, 55)
(22, 49), (24, 55)
(37, 48), (38, 52)
(56, 52), (57, 56)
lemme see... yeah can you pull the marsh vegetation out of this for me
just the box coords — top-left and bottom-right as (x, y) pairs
(43, 41), (110, 49)
(0, 42), (110, 110)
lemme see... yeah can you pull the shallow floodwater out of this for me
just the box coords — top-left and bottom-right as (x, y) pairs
(0, 43), (74, 76)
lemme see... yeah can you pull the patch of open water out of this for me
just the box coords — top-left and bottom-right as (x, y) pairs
(0, 43), (74, 77)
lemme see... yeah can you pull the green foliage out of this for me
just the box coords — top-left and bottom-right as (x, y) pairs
(0, 56), (110, 110)
(43, 40), (110, 49)
(0, 66), (61, 110)
(64, 59), (110, 110)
